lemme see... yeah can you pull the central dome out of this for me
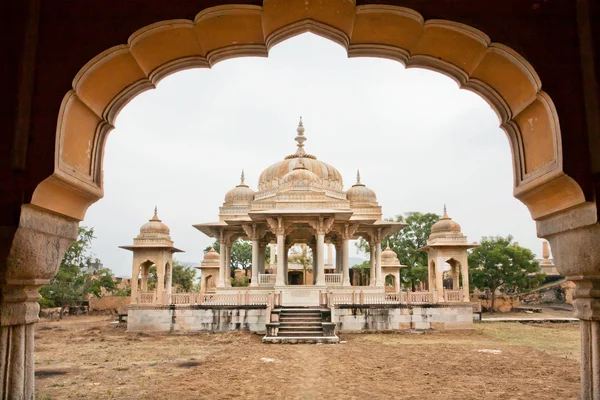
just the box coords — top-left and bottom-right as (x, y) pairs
(257, 118), (343, 191)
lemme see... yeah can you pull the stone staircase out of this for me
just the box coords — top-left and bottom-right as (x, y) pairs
(263, 308), (339, 344)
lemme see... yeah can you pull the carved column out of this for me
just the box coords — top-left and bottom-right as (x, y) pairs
(1, 205), (78, 399)
(276, 234), (285, 286)
(341, 239), (350, 286)
(375, 242), (383, 287)
(225, 243), (232, 287)
(369, 243), (376, 287)
(316, 232), (325, 286)
(130, 262), (140, 304)
(217, 232), (228, 288)
(435, 256), (445, 302)
(310, 244), (317, 285)
(460, 255), (470, 301)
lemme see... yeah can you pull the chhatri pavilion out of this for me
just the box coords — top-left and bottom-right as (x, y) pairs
(193, 118), (405, 296)
(125, 119), (477, 338)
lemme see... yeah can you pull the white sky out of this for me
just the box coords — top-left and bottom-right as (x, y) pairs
(82, 33), (542, 278)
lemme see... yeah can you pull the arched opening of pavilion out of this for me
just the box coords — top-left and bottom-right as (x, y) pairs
(5, 1), (600, 397)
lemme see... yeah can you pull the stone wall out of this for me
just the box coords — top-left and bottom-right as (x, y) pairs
(333, 305), (474, 332)
(89, 295), (131, 312)
(127, 306), (267, 333)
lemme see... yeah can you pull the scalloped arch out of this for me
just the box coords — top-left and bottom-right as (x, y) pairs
(31, 1), (585, 221)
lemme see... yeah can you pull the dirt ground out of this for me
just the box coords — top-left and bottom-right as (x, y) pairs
(35, 316), (581, 400)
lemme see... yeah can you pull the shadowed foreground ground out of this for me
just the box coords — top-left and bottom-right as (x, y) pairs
(35, 316), (580, 399)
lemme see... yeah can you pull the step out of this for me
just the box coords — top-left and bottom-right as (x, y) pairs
(277, 331), (324, 337)
(262, 336), (340, 344)
(279, 321), (324, 326)
(280, 312), (322, 316)
(280, 318), (322, 322)
(279, 327), (323, 332)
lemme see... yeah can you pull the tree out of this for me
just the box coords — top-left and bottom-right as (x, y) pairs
(288, 246), (313, 285)
(39, 226), (117, 317)
(468, 235), (544, 311)
(356, 212), (440, 290)
(204, 240), (253, 278)
(148, 260), (197, 292)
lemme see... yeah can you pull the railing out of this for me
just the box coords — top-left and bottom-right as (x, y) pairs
(363, 292), (401, 305)
(330, 292), (355, 305)
(409, 291), (434, 304)
(444, 289), (462, 302)
(258, 273), (277, 286)
(324, 273), (342, 285)
(138, 291), (155, 304)
(170, 293), (193, 305)
(200, 293), (239, 306)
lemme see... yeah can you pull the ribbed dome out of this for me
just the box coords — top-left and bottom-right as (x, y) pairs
(259, 156), (342, 191)
(279, 159), (323, 186)
(224, 171), (255, 204)
(257, 118), (343, 191)
(381, 246), (401, 267)
(203, 247), (220, 262)
(430, 208), (461, 236)
(347, 171), (376, 202)
(140, 211), (170, 235)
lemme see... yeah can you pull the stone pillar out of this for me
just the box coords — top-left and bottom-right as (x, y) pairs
(452, 264), (459, 290)
(276, 234), (285, 286)
(369, 244), (376, 286)
(283, 245), (289, 285)
(335, 244), (342, 273)
(328, 243), (333, 267)
(258, 242), (266, 274)
(141, 264), (149, 291)
(250, 239), (259, 287)
(460, 255), (470, 301)
(269, 243), (276, 270)
(1, 206), (78, 399)
(341, 238), (351, 286)
(217, 239), (226, 288)
(427, 257), (433, 291)
(130, 262), (140, 304)
(311, 245), (317, 285)
(375, 242), (383, 287)
(155, 253), (165, 304)
(166, 261), (173, 299)
(316, 233), (326, 286)
(225, 243), (232, 287)
(436, 257), (445, 302)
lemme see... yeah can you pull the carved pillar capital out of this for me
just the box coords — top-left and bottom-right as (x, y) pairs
(1, 205), (78, 326)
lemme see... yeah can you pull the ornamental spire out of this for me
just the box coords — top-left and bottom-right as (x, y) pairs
(295, 116), (306, 156)
(442, 204), (449, 219)
(240, 169), (245, 185)
(357, 169), (361, 184)
(154, 205), (157, 217)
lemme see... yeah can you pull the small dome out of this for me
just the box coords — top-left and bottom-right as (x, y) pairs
(140, 209), (170, 235)
(279, 158), (322, 186)
(346, 170), (377, 203)
(224, 171), (255, 203)
(203, 247), (220, 262)
(430, 207), (462, 236)
(381, 246), (401, 267)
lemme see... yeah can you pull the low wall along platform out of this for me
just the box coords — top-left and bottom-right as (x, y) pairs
(127, 305), (268, 333)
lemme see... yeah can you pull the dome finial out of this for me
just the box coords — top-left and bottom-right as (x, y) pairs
(295, 117), (306, 156)
(442, 204), (449, 218)
(240, 169), (245, 185)
(356, 169), (361, 184)
(154, 205), (158, 217)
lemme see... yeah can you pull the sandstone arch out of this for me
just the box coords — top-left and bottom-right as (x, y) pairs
(30, 1), (583, 223)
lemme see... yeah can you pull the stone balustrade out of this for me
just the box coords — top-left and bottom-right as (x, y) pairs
(324, 273), (342, 285)
(258, 273), (277, 286)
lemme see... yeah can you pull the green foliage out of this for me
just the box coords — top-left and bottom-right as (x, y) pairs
(356, 212), (440, 290)
(148, 260), (196, 292)
(352, 261), (370, 270)
(232, 276), (249, 287)
(288, 246), (313, 285)
(205, 240), (253, 277)
(39, 226), (117, 315)
(468, 235), (544, 310)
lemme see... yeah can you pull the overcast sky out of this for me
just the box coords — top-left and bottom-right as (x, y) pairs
(82, 33), (543, 278)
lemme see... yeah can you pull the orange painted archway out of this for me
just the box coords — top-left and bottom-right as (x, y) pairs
(30, 1), (585, 222)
